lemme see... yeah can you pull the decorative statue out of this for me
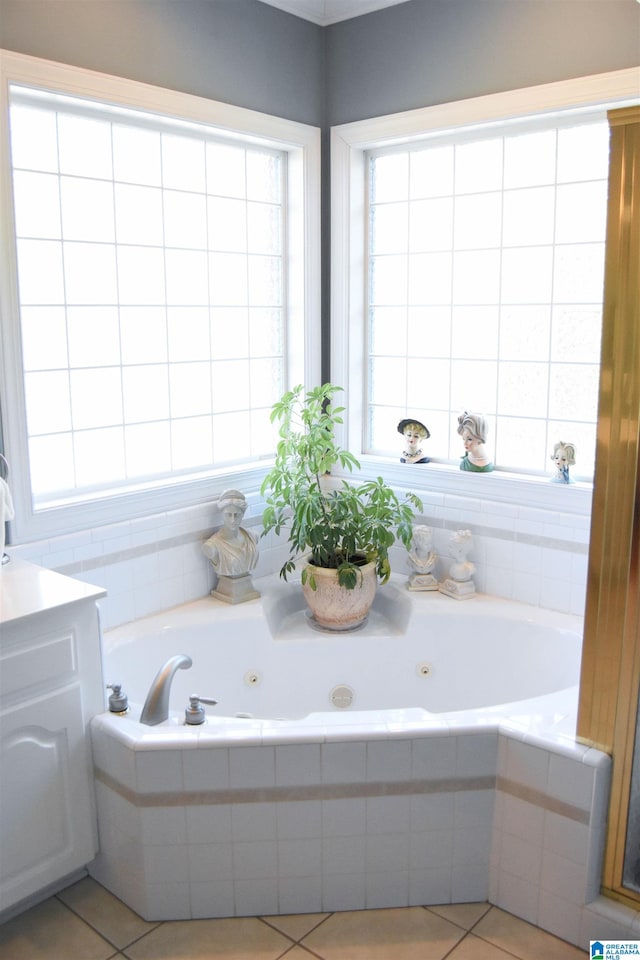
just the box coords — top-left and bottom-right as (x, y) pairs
(457, 412), (494, 473)
(398, 418), (430, 464)
(439, 529), (476, 600)
(407, 524), (438, 591)
(550, 441), (576, 484)
(202, 489), (260, 603)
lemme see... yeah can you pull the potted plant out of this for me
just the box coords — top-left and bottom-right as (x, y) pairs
(261, 383), (423, 630)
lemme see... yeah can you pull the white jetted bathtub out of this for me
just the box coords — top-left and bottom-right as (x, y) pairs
(100, 579), (581, 723)
(89, 576), (610, 948)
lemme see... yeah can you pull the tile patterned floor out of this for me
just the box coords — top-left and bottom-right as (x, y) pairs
(0, 876), (587, 959)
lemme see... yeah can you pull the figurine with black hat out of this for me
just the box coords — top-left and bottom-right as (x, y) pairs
(398, 418), (430, 464)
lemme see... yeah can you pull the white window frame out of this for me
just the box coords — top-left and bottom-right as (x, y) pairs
(331, 67), (639, 513)
(0, 50), (321, 542)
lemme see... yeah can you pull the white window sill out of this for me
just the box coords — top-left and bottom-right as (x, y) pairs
(343, 455), (593, 518)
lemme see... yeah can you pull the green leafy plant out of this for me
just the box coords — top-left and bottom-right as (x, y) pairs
(261, 383), (423, 589)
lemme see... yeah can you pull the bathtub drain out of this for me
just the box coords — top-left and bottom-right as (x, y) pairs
(330, 684), (355, 709)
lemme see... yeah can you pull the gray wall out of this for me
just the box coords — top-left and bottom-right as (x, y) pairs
(326, 0), (640, 127)
(0, 0), (325, 126)
(2, 0), (638, 129)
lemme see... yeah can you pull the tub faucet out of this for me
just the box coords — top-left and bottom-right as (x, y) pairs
(139, 654), (192, 725)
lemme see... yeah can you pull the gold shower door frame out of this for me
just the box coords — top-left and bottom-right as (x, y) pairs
(577, 106), (640, 907)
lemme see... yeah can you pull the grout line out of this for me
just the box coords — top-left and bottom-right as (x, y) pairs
(52, 892), (122, 953)
(442, 904), (538, 960)
(257, 916), (298, 943)
(466, 902), (492, 931)
(280, 942), (325, 959)
(279, 942), (325, 960)
(440, 929), (472, 960)
(117, 923), (165, 954)
(260, 912), (334, 943)
(464, 906), (589, 959)
(54, 883), (164, 955)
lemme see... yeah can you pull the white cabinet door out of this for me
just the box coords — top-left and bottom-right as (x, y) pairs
(0, 596), (104, 912)
(0, 684), (97, 908)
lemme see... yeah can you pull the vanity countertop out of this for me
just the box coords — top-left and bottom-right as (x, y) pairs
(0, 558), (106, 627)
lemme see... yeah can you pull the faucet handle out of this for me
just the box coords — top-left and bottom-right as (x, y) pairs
(185, 694), (218, 725)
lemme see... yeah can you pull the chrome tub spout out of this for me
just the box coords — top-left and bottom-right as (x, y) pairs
(139, 654), (192, 725)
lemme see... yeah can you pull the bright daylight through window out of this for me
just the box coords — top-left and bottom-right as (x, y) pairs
(8, 86), (287, 509)
(366, 119), (609, 479)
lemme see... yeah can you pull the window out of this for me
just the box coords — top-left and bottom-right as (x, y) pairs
(367, 120), (609, 478)
(331, 69), (639, 494)
(0, 53), (320, 539)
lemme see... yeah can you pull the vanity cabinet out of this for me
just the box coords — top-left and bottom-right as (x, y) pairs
(0, 560), (106, 913)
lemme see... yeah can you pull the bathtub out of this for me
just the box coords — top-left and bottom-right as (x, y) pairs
(101, 578), (580, 724)
(89, 576), (611, 947)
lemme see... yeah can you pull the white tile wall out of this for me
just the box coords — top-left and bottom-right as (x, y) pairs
(8, 479), (592, 629)
(490, 728), (614, 943)
(88, 719), (626, 945)
(89, 727), (493, 919)
(49, 477), (635, 941)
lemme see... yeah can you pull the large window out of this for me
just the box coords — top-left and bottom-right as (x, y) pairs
(367, 119), (608, 478)
(331, 69), (639, 493)
(0, 52), (320, 539)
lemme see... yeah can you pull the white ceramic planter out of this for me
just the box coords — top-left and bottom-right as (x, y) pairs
(301, 559), (377, 631)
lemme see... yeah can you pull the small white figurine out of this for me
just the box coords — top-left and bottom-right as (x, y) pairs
(550, 441), (576, 484)
(439, 529), (476, 600)
(202, 489), (260, 603)
(457, 412), (494, 473)
(407, 524), (438, 591)
(398, 418), (430, 464)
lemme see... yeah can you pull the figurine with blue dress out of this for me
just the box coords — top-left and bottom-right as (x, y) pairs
(550, 441), (576, 483)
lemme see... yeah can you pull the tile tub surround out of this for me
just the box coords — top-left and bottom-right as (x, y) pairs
(6, 474), (592, 630)
(88, 715), (611, 948)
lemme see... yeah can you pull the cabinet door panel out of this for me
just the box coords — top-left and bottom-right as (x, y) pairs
(0, 685), (97, 908)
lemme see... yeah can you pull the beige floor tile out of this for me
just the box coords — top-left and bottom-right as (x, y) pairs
(300, 906), (466, 960)
(446, 931), (517, 960)
(124, 916), (294, 959)
(262, 913), (330, 942)
(0, 897), (115, 960)
(57, 876), (158, 950)
(474, 907), (587, 960)
(277, 949), (322, 959)
(427, 903), (491, 931)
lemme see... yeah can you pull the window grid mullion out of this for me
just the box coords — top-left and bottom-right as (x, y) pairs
(366, 118), (607, 478)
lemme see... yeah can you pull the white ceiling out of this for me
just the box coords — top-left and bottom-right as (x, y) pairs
(255, 0), (412, 26)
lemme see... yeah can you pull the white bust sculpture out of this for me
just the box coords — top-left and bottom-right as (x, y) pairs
(439, 529), (476, 600)
(407, 524), (438, 591)
(448, 529), (475, 582)
(203, 489), (259, 603)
